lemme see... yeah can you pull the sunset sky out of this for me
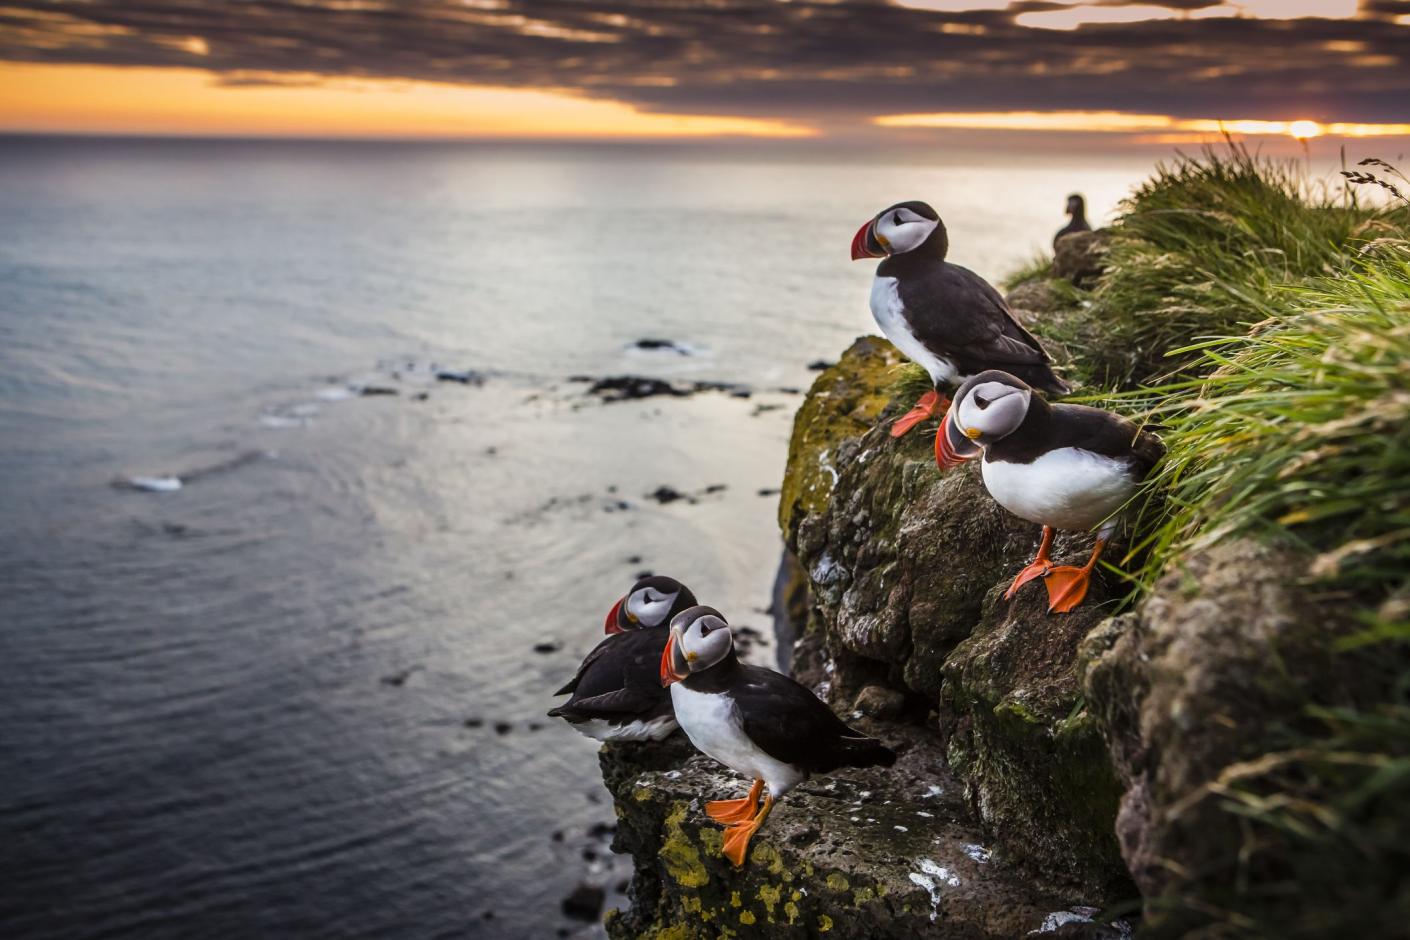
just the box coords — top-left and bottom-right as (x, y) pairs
(2, 0), (1409, 146)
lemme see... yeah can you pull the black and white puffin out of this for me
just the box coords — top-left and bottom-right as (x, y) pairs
(935, 370), (1164, 613)
(659, 606), (896, 867)
(548, 575), (698, 741)
(850, 201), (1069, 447)
(1054, 193), (1092, 249)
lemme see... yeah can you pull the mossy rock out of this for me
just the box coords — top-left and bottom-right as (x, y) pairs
(778, 336), (906, 544)
(1080, 539), (1403, 937)
(939, 578), (1130, 897)
(599, 726), (1107, 939)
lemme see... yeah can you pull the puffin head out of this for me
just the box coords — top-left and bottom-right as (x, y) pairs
(850, 201), (947, 262)
(660, 606), (732, 686)
(953, 370), (1033, 446)
(1066, 193), (1086, 218)
(604, 575), (697, 635)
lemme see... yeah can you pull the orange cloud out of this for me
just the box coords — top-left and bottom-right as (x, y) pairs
(0, 62), (816, 138)
(874, 110), (1410, 138)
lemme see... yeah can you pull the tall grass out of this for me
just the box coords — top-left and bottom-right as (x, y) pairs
(1127, 252), (1410, 606)
(1083, 151), (1410, 937)
(1078, 143), (1402, 389)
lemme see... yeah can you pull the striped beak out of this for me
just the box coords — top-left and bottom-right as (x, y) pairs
(660, 625), (688, 686)
(604, 596), (625, 634)
(935, 411), (981, 470)
(850, 220), (885, 260)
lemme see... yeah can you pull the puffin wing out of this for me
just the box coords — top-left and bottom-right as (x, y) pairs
(1050, 404), (1166, 478)
(556, 685), (662, 717)
(901, 265), (1070, 393)
(926, 265), (1050, 366)
(734, 666), (893, 774)
(552, 635), (614, 696)
(552, 630), (668, 701)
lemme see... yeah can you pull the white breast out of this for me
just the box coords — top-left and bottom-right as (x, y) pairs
(981, 448), (1139, 535)
(870, 276), (960, 387)
(671, 683), (806, 798)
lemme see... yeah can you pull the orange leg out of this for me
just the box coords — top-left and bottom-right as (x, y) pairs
(721, 794), (775, 868)
(706, 779), (763, 825)
(890, 390), (950, 438)
(1005, 527), (1056, 600)
(1045, 537), (1107, 614)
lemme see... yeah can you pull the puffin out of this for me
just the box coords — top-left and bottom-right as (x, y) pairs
(850, 201), (1070, 450)
(934, 370), (1164, 613)
(548, 575), (698, 741)
(1054, 193), (1092, 249)
(660, 606), (896, 866)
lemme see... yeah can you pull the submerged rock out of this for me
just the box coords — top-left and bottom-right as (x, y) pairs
(434, 369), (486, 385)
(584, 375), (752, 403)
(562, 883), (606, 922)
(633, 338), (692, 355)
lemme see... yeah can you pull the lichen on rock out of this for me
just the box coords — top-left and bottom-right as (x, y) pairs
(600, 727), (1116, 939)
(777, 336), (907, 545)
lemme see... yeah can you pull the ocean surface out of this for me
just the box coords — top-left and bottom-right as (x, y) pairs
(0, 136), (1157, 939)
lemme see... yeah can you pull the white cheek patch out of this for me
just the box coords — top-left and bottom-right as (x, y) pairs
(636, 592), (677, 627)
(875, 212), (938, 255)
(958, 382), (1011, 435)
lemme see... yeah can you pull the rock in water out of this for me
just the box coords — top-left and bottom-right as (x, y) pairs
(632, 338), (691, 355)
(434, 369), (486, 385)
(561, 884), (605, 922)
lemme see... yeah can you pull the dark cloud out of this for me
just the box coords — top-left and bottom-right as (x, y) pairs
(1, 1), (1408, 126)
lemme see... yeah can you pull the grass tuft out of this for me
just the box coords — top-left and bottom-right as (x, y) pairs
(1077, 142), (1406, 389)
(1000, 250), (1053, 291)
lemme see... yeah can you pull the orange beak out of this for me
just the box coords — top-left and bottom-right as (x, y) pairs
(604, 597), (625, 635)
(660, 629), (686, 686)
(934, 411), (980, 470)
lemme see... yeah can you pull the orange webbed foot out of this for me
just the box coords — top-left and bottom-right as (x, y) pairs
(706, 797), (756, 824)
(706, 779), (763, 824)
(890, 390), (948, 438)
(1005, 560), (1053, 600)
(1006, 528), (1056, 600)
(1044, 566), (1092, 613)
(719, 794), (774, 868)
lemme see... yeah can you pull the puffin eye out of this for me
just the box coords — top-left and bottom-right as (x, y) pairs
(892, 212), (904, 226)
(698, 622), (711, 636)
(974, 394), (990, 409)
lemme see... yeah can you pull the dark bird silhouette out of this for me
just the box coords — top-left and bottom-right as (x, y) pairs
(1054, 193), (1092, 249)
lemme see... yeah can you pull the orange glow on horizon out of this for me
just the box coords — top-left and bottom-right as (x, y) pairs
(0, 63), (816, 139)
(875, 110), (1410, 139)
